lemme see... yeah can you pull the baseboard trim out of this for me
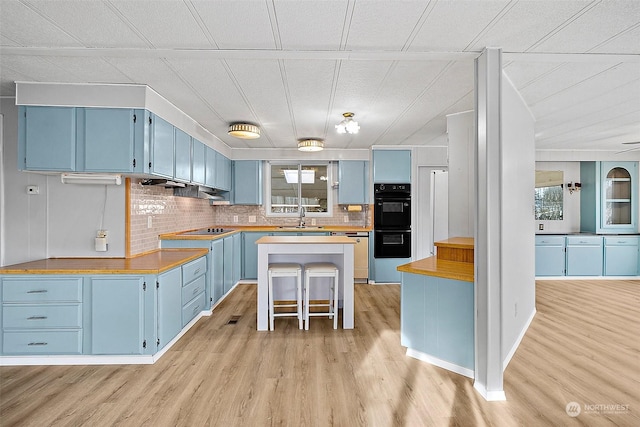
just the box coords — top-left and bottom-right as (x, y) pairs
(503, 308), (537, 370)
(473, 382), (507, 401)
(405, 347), (474, 379)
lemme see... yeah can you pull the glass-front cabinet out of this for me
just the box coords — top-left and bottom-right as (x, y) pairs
(581, 161), (638, 234)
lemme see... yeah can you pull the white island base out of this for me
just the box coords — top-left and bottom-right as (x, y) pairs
(256, 235), (355, 331)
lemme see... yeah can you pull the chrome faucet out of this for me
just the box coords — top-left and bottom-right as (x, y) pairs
(299, 206), (306, 227)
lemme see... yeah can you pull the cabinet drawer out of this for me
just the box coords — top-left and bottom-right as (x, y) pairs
(3, 304), (82, 329)
(604, 236), (639, 246)
(535, 236), (565, 246)
(182, 257), (206, 285)
(182, 275), (205, 304)
(566, 236), (602, 246)
(3, 330), (82, 354)
(182, 292), (206, 327)
(2, 278), (82, 302)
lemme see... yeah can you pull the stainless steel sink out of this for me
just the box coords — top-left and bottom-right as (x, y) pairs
(276, 226), (324, 230)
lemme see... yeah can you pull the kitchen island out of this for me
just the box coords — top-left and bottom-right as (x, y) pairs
(397, 237), (475, 377)
(256, 235), (356, 331)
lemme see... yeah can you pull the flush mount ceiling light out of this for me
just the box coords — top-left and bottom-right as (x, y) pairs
(335, 112), (360, 134)
(228, 123), (260, 139)
(298, 139), (324, 152)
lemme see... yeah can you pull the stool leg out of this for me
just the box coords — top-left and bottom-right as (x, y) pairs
(297, 269), (303, 329)
(333, 269), (339, 329)
(304, 271), (310, 330)
(268, 270), (274, 331)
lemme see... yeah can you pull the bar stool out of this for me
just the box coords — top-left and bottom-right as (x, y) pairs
(303, 263), (339, 330)
(268, 263), (303, 330)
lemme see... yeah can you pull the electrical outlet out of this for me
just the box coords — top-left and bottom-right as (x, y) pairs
(233, 215), (239, 223)
(249, 215), (257, 223)
(26, 185), (39, 195)
(514, 302), (518, 317)
(343, 215), (349, 223)
(147, 216), (153, 229)
(539, 224), (544, 231)
(311, 218), (316, 226)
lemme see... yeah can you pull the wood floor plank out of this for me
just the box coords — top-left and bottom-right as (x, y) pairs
(1, 280), (639, 426)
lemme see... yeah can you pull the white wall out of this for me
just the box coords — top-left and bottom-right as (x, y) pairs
(534, 161), (581, 234)
(447, 111), (474, 238)
(0, 99), (126, 266)
(500, 72), (536, 368)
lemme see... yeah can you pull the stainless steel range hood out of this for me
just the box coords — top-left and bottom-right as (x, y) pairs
(173, 185), (221, 200)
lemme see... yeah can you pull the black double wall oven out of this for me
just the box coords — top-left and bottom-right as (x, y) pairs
(374, 183), (411, 258)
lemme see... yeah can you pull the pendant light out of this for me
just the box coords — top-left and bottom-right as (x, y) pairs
(335, 112), (360, 134)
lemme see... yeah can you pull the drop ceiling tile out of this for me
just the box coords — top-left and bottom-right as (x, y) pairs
(531, 1), (640, 53)
(469, 1), (589, 52)
(25, 0), (148, 48)
(0, 0), (84, 47)
(591, 25), (640, 54)
(345, 2), (427, 50)
(275, 1), (348, 50)
(408, 1), (511, 51)
(43, 57), (134, 85)
(191, 1), (276, 49)
(0, 55), (80, 83)
(109, 1), (211, 48)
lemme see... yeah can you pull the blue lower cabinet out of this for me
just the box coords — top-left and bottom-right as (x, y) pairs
(90, 276), (146, 355)
(157, 267), (182, 350)
(535, 236), (565, 276)
(211, 239), (225, 305)
(374, 258), (410, 283)
(566, 236), (603, 276)
(3, 330), (82, 355)
(604, 236), (639, 276)
(400, 272), (474, 371)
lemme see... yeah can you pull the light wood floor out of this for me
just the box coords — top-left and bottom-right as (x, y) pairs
(1, 279), (638, 426)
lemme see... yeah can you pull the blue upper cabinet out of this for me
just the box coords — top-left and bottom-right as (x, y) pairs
(19, 106), (77, 171)
(338, 160), (369, 204)
(216, 152), (232, 191)
(232, 160), (262, 205)
(581, 161), (638, 234)
(81, 108), (146, 173)
(173, 128), (192, 183)
(191, 139), (206, 186)
(204, 146), (217, 188)
(150, 115), (175, 179)
(373, 149), (411, 183)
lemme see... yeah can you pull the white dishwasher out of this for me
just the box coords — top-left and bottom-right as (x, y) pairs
(331, 232), (369, 283)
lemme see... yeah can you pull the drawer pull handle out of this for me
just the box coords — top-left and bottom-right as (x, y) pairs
(27, 290), (48, 294)
(27, 316), (48, 320)
(193, 268), (201, 275)
(193, 305), (200, 314)
(28, 342), (48, 346)
(193, 288), (199, 295)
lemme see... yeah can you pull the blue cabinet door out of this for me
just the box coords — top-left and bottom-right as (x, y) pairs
(20, 106), (77, 171)
(205, 146), (217, 188)
(157, 267), (182, 349)
(233, 233), (242, 285)
(82, 108), (138, 172)
(233, 161), (263, 204)
(600, 162), (638, 234)
(90, 276), (145, 354)
(339, 160), (369, 204)
(216, 152), (232, 191)
(373, 150), (411, 183)
(373, 257), (409, 283)
(242, 232), (270, 279)
(223, 236), (234, 294)
(211, 239), (224, 304)
(535, 236), (565, 276)
(566, 236), (603, 276)
(150, 115), (175, 178)
(604, 237), (639, 275)
(174, 128), (192, 183)
(192, 139), (206, 186)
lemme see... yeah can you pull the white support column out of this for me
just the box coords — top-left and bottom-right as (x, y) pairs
(473, 48), (506, 401)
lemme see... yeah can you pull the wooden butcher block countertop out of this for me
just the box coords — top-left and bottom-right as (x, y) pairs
(0, 249), (208, 275)
(397, 237), (474, 282)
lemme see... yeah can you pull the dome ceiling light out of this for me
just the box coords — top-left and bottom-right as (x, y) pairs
(335, 112), (360, 134)
(298, 138), (324, 152)
(228, 123), (260, 139)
